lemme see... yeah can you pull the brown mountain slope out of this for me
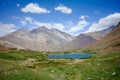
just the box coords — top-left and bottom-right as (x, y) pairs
(63, 34), (96, 50)
(0, 27), (96, 52)
(87, 22), (120, 53)
(0, 26), (74, 52)
(84, 27), (112, 40)
(0, 41), (10, 52)
(0, 40), (24, 49)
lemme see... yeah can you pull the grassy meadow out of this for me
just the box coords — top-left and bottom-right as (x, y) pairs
(0, 48), (120, 80)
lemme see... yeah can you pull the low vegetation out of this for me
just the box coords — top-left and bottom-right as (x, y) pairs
(0, 48), (120, 80)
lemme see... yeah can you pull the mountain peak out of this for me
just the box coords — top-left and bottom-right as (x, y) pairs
(36, 26), (49, 30)
(31, 26), (49, 33)
(0, 26), (75, 52)
(10, 28), (29, 35)
(39, 26), (48, 29)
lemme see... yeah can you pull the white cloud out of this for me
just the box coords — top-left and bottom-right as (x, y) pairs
(0, 22), (16, 37)
(52, 23), (64, 31)
(20, 20), (27, 26)
(86, 13), (120, 32)
(17, 4), (20, 7)
(55, 4), (72, 14)
(19, 15), (88, 36)
(25, 17), (33, 22)
(80, 15), (89, 20)
(68, 15), (88, 34)
(69, 20), (88, 33)
(21, 3), (50, 14)
(20, 17), (65, 31)
(19, 17), (34, 26)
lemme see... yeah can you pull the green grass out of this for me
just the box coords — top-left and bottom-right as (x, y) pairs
(77, 53), (120, 80)
(0, 66), (53, 80)
(0, 49), (120, 80)
(0, 50), (46, 60)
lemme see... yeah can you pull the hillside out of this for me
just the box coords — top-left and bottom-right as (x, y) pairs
(0, 26), (97, 52)
(0, 44), (120, 80)
(0, 26), (74, 52)
(63, 34), (96, 50)
(86, 22), (120, 53)
(0, 23), (119, 52)
(84, 26), (113, 40)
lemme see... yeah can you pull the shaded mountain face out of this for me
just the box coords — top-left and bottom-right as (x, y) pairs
(84, 26), (114, 40)
(0, 26), (75, 52)
(86, 22), (120, 53)
(63, 34), (96, 50)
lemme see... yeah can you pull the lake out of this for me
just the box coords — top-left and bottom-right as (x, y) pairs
(48, 52), (93, 59)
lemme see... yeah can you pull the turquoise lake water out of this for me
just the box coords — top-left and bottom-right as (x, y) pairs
(48, 52), (93, 59)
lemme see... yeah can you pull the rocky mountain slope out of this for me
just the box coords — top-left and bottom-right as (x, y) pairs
(2, 24), (116, 52)
(0, 40), (24, 49)
(63, 34), (96, 50)
(84, 26), (114, 40)
(86, 22), (120, 53)
(0, 26), (74, 52)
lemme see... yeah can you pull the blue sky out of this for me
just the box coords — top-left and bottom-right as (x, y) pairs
(0, 0), (120, 37)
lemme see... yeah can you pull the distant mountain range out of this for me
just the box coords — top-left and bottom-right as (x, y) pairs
(0, 23), (118, 52)
(0, 26), (74, 51)
(63, 34), (96, 50)
(84, 26), (114, 40)
(86, 22), (120, 53)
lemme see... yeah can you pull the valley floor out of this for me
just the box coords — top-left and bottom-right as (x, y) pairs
(0, 49), (120, 80)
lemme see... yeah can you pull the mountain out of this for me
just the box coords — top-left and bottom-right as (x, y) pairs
(63, 34), (96, 50)
(0, 26), (97, 52)
(86, 22), (120, 53)
(63, 26), (115, 51)
(0, 26), (74, 52)
(84, 26), (114, 40)
(0, 40), (24, 49)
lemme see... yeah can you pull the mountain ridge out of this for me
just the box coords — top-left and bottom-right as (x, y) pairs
(0, 24), (117, 52)
(63, 34), (96, 50)
(0, 26), (75, 52)
(84, 26), (114, 40)
(86, 22), (120, 53)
